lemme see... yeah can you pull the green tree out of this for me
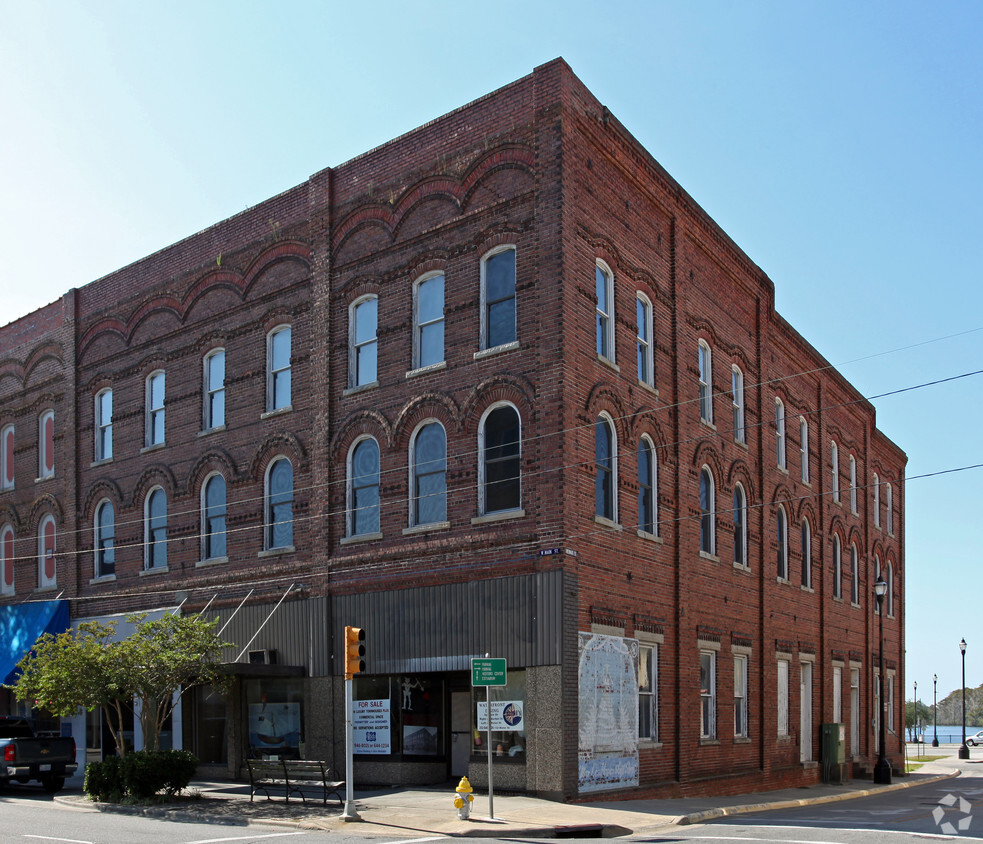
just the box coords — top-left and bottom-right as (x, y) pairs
(6, 613), (229, 755)
(905, 699), (933, 737)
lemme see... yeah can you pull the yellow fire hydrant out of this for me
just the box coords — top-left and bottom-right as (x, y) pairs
(453, 776), (475, 820)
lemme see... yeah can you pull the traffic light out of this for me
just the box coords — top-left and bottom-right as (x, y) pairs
(344, 625), (365, 678)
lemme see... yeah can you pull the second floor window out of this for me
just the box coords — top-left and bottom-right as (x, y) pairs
(873, 474), (881, 528)
(349, 438), (381, 536)
(145, 488), (167, 569)
(95, 389), (112, 461)
(849, 455), (857, 513)
(799, 418), (809, 483)
(698, 342), (713, 424)
(482, 247), (516, 350)
(39, 410), (54, 478)
(481, 405), (521, 515)
(203, 474), (227, 560)
(95, 500), (115, 578)
(204, 349), (225, 430)
(775, 399), (786, 470)
(266, 457), (294, 549)
(637, 437), (656, 535)
(595, 416), (616, 522)
(731, 367), (745, 443)
(886, 484), (894, 535)
(800, 519), (811, 588)
(832, 534), (842, 599)
(414, 274), (445, 369)
(38, 514), (56, 589)
(1, 524), (14, 595)
(146, 371), (165, 447)
(699, 467), (715, 555)
(851, 543), (859, 604)
(595, 261), (614, 360)
(351, 296), (378, 387)
(636, 294), (653, 385)
(411, 423), (447, 526)
(776, 506), (788, 580)
(831, 441), (840, 503)
(733, 484), (747, 568)
(1, 424), (13, 489)
(267, 326), (291, 412)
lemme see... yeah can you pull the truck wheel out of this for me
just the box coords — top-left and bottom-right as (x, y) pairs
(41, 776), (65, 794)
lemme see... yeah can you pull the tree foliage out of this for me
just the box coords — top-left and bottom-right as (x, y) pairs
(5, 613), (230, 755)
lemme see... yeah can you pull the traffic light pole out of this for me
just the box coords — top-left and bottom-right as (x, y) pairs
(342, 675), (360, 821)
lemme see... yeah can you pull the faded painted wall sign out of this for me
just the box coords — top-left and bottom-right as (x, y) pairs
(578, 632), (639, 793)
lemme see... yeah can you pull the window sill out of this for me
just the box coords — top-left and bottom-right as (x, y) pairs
(637, 529), (662, 543)
(140, 565), (169, 577)
(89, 574), (116, 585)
(832, 595), (844, 603)
(140, 442), (165, 455)
(261, 406), (293, 420)
(406, 361), (447, 379)
(851, 602), (862, 609)
(699, 738), (720, 746)
(403, 521), (451, 536)
(340, 532), (383, 546)
(90, 457), (113, 468)
(593, 515), (622, 531)
(777, 465), (789, 475)
(34, 585), (58, 593)
(801, 479), (812, 488)
(258, 546), (295, 558)
(474, 340), (519, 360)
(596, 354), (619, 373)
(777, 576), (791, 585)
(699, 418), (716, 431)
(343, 381), (379, 397)
(699, 550), (720, 563)
(35, 474), (54, 484)
(637, 380), (658, 397)
(638, 739), (663, 750)
(472, 509), (525, 526)
(734, 439), (748, 450)
(733, 562), (751, 574)
(199, 425), (227, 438)
(734, 736), (752, 744)
(801, 760), (819, 770)
(196, 556), (229, 568)
(801, 585), (814, 593)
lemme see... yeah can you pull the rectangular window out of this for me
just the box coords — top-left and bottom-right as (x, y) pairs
(638, 644), (658, 741)
(849, 456), (857, 513)
(731, 368), (745, 443)
(777, 659), (789, 736)
(95, 390), (112, 461)
(146, 372), (165, 446)
(734, 654), (748, 737)
(800, 419), (809, 483)
(204, 350), (225, 430)
(352, 297), (378, 387)
(698, 342), (713, 423)
(414, 274), (444, 369)
(700, 650), (716, 739)
(636, 295), (653, 386)
(833, 666), (842, 724)
(776, 400), (786, 469)
(887, 674), (895, 732)
(483, 248), (516, 350)
(595, 263), (613, 360)
(886, 485), (894, 535)
(268, 326), (292, 412)
(1, 425), (13, 489)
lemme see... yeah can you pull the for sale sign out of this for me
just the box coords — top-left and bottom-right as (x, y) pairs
(353, 698), (391, 755)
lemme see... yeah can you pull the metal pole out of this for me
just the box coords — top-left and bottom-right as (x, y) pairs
(873, 582), (891, 784)
(932, 673), (939, 747)
(959, 639), (969, 760)
(487, 683), (494, 819)
(342, 676), (361, 820)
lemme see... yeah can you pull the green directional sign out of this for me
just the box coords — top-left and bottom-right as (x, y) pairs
(471, 657), (507, 686)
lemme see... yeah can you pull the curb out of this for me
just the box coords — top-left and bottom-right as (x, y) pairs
(673, 770), (960, 825)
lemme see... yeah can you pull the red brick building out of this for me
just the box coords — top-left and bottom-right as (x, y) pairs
(0, 59), (904, 799)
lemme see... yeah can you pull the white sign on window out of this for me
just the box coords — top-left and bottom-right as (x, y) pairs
(353, 698), (391, 755)
(476, 700), (524, 731)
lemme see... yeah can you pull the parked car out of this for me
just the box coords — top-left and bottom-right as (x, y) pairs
(0, 717), (77, 793)
(967, 730), (983, 747)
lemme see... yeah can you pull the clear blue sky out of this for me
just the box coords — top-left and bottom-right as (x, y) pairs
(2, 0), (980, 705)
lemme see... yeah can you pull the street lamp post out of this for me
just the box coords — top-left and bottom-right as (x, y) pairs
(874, 577), (891, 784)
(914, 680), (919, 748)
(959, 639), (969, 760)
(932, 673), (939, 747)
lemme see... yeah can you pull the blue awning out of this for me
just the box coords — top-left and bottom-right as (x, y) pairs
(1, 601), (69, 686)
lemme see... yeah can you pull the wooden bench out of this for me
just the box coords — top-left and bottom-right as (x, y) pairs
(246, 759), (344, 806)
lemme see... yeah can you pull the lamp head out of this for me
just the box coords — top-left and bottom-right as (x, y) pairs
(960, 638), (967, 654)
(874, 577), (887, 602)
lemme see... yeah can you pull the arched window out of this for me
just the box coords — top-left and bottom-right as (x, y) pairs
(203, 349), (225, 430)
(145, 488), (167, 570)
(481, 405), (521, 515)
(95, 500), (115, 578)
(145, 371), (165, 447)
(411, 422), (447, 527)
(800, 519), (811, 588)
(776, 399), (786, 470)
(850, 543), (859, 604)
(482, 246), (517, 350)
(873, 474), (881, 528)
(849, 455), (857, 513)
(698, 342), (713, 424)
(95, 389), (113, 461)
(39, 410), (54, 478)
(350, 295), (378, 388)
(799, 418), (809, 483)
(267, 325), (292, 412)
(348, 438), (381, 536)
(1, 424), (13, 489)
(636, 293), (653, 386)
(595, 261), (614, 361)
(595, 416), (617, 522)
(414, 273), (445, 370)
(733, 484), (747, 568)
(38, 513), (56, 589)
(699, 467), (715, 556)
(776, 506), (788, 580)
(887, 561), (895, 617)
(886, 484), (894, 535)
(637, 436), (656, 535)
(832, 534), (842, 599)
(202, 474), (227, 560)
(1, 524), (14, 595)
(731, 367), (745, 443)
(831, 441), (840, 503)
(265, 458), (294, 549)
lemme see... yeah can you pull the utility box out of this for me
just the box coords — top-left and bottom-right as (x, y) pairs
(821, 722), (847, 783)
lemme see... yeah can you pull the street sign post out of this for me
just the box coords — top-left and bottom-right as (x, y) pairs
(471, 656), (507, 819)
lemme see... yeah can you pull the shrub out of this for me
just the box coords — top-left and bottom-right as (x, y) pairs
(84, 750), (198, 802)
(84, 755), (124, 802)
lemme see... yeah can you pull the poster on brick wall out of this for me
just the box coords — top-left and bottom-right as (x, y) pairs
(578, 632), (639, 793)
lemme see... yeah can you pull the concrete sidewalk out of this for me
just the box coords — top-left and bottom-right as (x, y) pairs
(58, 751), (968, 838)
